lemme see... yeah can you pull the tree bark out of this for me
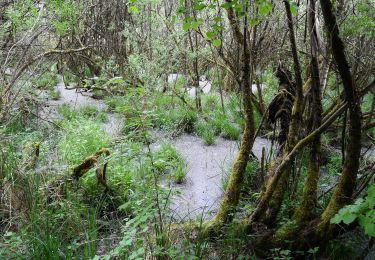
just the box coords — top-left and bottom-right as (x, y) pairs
(247, 0), (305, 226)
(316, 0), (362, 239)
(204, 2), (255, 234)
(294, 0), (323, 224)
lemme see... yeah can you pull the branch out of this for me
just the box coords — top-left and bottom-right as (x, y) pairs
(2, 46), (92, 99)
(283, 0), (303, 101)
(248, 101), (348, 224)
(225, 0), (244, 45)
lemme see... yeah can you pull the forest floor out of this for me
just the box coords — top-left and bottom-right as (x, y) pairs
(41, 78), (273, 220)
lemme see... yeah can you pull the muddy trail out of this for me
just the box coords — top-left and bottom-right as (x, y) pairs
(40, 79), (272, 219)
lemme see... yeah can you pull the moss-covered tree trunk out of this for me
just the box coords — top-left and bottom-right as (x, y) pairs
(247, 0), (304, 226)
(293, 0), (323, 224)
(315, 0), (362, 238)
(204, 2), (255, 234)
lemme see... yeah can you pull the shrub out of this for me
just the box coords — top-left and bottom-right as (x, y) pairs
(33, 72), (59, 90)
(194, 120), (216, 145)
(154, 143), (187, 183)
(221, 121), (241, 140)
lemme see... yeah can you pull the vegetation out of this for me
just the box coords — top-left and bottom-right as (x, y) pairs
(1, 0), (374, 259)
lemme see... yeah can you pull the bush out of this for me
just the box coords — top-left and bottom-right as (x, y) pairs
(33, 72), (59, 90)
(194, 120), (216, 145)
(221, 121), (241, 140)
(153, 108), (197, 135)
(154, 143), (187, 183)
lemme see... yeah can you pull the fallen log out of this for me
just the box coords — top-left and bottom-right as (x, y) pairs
(72, 148), (111, 189)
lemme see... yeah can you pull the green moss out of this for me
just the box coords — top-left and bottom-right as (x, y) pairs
(273, 221), (298, 245)
(294, 162), (319, 223)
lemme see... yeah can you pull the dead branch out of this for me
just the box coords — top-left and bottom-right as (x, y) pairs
(72, 148), (110, 189)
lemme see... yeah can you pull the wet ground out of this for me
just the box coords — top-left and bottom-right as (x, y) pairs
(40, 79), (122, 136)
(38, 79), (272, 220)
(162, 134), (272, 220)
(39, 78), (374, 221)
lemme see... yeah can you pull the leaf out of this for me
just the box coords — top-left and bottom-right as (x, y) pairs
(234, 3), (244, 12)
(330, 214), (342, 224)
(118, 201), (132, 211)
(171, 15), (177, 25)
(331, 207), (357, 225)
(212, 24), (225, 31)
(259, 2), (273, 16)
(250, 18), (260, 26)
(176, 6), (186, 14)
(129, 247), (145, 260)
(221, 2), (232, 9)
(212, 39), (222, 47)
(342, 211), (357, 224)
(367, 183), (375, 198)
(193, 3), (206, 11)
(280, 249), (291, 256)
(206, 31), (217, 40)
(129, 5), (139, 14)
(290, 2), (298, 15)
(182, 22), (191, 31)
(191, 19), (203, 30)
(364, 221), (375, 237)
(214, 16), (222, 22)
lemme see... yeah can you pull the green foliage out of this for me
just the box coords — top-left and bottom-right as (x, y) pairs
(201, 96), (242, 141)
(32, 72), (59, 91)
(152, 97), (198, 135)
(47, 0), (81, 36)
(342, 1), (375, 37)
(50, 89), (61, 100)
(105, 96), (127, 112)
(327, 153), (342, 175)
(269, 248), (293, 260)
(154, 143), (187, 183)
(194, 120), (216, 145)
(6, 0), (39, 32)
(58, 104), (108, 122)
(331, 183), (375, 237)
(122, 117), (152, 143)
(58, 119), (110, 164)
(220, 120), (241, 140)
(261, 68), (279, 105)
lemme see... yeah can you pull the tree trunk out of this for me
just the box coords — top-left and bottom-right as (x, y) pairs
(247, 0), (304, 226)
(316, 0), (362, 238)
(204, 3), (255, 234)
(293, 0), (323, 224)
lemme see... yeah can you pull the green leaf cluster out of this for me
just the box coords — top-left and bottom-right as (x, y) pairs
(331, 183), (375, 237)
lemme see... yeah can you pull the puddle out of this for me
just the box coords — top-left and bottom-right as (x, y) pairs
(39, 78), (274, 220)
(153, 133), (273, 220)
(39, 78), (122, 136)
